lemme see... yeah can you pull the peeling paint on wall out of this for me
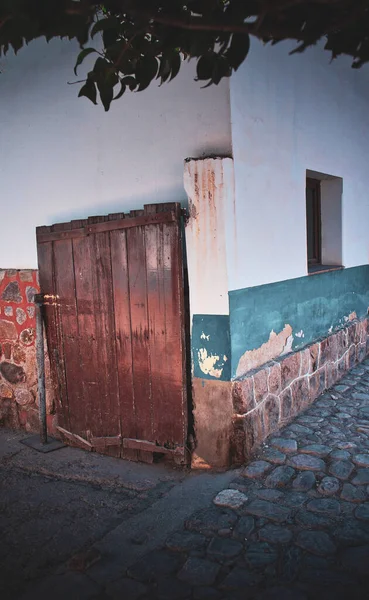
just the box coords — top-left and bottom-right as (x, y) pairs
(198, 348), (224, 379)
(230, 265), (369, 379)
(192, 314), (231, 381)
(236, 325), (293, 377)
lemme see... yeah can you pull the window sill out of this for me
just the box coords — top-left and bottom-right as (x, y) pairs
(308, 264), (344, 276)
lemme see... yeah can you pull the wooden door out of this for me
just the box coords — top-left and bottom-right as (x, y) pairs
(36, 203), (188, 464)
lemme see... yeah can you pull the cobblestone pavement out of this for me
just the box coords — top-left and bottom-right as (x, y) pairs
(93, 361), (369, 600)
(3, 361), (369, 599)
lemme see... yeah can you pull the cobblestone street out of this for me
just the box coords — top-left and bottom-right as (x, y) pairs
(3, 360), (369, 599)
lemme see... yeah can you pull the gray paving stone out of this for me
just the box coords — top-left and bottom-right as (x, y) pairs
(289, 455), (326, 471)
(157, 578), (192, 600)
(317, 477), (340, 496)
(352, 453), (369, 467)
(329, 450), (350, 460)
(185, 508), (237, 536)
(232, 516), (255, 541)
(296, 531), (336, 556)
(340, 483), (366, 502)
(281, 491), (308, 507)
(217, 527), (233, 537)
(262, 448), (287, 465)
(265, 466), (295, 488)
(336, 442), (357, 450)
(328, 460), (355, 480)
(106, 577), (148, 600)
(335, 412), (351, 420)
(243, 500), (290, 523)
(288, 424), (314, 435)
(354, 502), (369, 521)
(334, 385), (350, 393)
(255, 489), (284, 501)
(295, 510), (333, 529)
(300, 444), (332, 458)
(292, 471), (316, 492)
(340, 545), (369, 576)
(178, 557), (220, 586)
(243, 461), (273, 479)
(351, 469), (369, 485)
(166, 531), (206, 552)
(245, 541), (278, 568)
(207, 537), (243, 562)
(352, 392), (369, 401)
(258, 524), (293, 544)
(213, 489), (248, 509)
(270, 438), (298, 454)
(333, 518), (369, 544)
(298, 416), (324, 424)
(220, 566), (262, 589)
(280, 546), (302, 582)
(307, 498), (340, 517)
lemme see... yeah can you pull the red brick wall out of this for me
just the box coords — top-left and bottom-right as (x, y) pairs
(0, 269), (55, 433)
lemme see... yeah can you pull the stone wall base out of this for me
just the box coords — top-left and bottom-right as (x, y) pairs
(0, 269), (55, 435)
(192, 317), (369, 469)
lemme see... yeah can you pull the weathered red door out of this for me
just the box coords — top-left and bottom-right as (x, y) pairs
(36, 203), (188, 464)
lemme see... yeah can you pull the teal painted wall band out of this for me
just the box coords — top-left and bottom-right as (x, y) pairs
(229, 265), (369, 379)
(192, 314), (231, 381)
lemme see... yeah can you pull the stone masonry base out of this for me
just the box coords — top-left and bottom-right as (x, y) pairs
(230, 316), (369, 466)
(192, 317), (369, 469)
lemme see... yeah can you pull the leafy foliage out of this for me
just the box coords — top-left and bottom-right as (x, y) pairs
(0, 1), (368, 110)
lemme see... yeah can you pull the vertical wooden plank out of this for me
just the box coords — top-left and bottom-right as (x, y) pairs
(127, 211), (153, 463)
(37, 235), (69, 431)
(89, 217), (121, 456)
(145, 204), (187, 449)
(110, 225), (138, 461)
(71, 219), (102, 444)
(165, 205), (188, 449)
(52, 233), (84, 438)
(144, 205), (172, 446)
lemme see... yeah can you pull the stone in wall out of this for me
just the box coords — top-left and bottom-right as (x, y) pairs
(0, 362), (26, 384)
(2, 281), (22, 303)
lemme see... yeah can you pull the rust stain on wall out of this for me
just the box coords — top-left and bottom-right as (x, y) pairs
(236, 324), (293, 378)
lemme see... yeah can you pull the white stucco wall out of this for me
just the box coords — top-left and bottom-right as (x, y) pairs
(229, 40), (369, 291)
(0, 38), (231, 269)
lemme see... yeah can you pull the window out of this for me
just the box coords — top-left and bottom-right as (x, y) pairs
(306, 170), (343, 274)
(306, 178), (321, 266)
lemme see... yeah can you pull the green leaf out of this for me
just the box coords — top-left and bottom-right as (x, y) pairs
(135, 55), (158, 92)
(74, 48), (97, 76)
(196, 52), (216, 81)
(78, 77), (97, 105)
(91, 17), (120, 39)
(113, 81), (126, 100)
(122, 76), (137, 91)
(227, 33), (250, 71)
(99, 83), (114, 111)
